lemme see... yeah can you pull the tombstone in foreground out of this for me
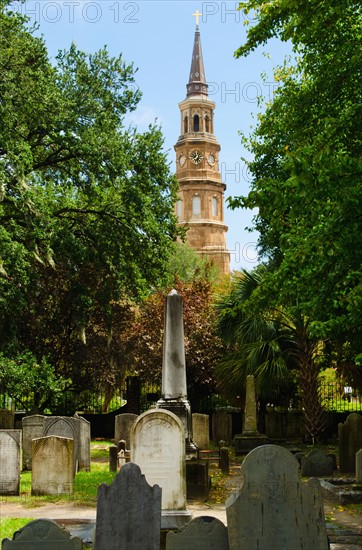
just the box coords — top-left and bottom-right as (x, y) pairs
(166, 516), (229, 550)
(0, 409), (14, 429)
(0, 430), (21, 495)
(22, 414), (45, 470)
(301, 449), (334, 477)
(43, 416), (80, 473)
(131, 408), (191, 528)
(338, 412), (362, 473)
(234, 375), (268, 454)
(226, 445), (329, 550)
(192, 413), (210, 449)
(356, 448), (362, 485)
(32, 435), (74, 495)
(74, 414), (91, 471)
(2, 518), (82, 549)
(212, 411), (232, 445)
(114, 412), (138, 448)
(95, 462), (161, 550)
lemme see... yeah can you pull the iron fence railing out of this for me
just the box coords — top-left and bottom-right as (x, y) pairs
(320, 383), (362, 412)
(0, 383), (361, 415)
(0, 387), (127, 415)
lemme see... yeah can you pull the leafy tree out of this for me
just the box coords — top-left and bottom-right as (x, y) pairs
(0, 352), (70, 413)
(231, 1), (362, 367)
(164, 242), (219, 286)
(215, 266), (326, 442)
(126, 273), (226, 410)
(0, 2), (179, 390)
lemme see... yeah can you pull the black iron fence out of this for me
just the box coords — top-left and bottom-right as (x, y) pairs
(0, 387), (127, 415)
(320, 384), (362, 413)
(0, 383), (361, 415)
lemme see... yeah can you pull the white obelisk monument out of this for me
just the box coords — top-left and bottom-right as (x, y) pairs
(157, 289), (198, 457)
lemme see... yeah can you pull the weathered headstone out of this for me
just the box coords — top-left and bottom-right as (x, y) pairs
(32, 435), (74, 495)
(2, 518), (82, 549)
(0, 409), (14, 429)
(192, 413), (209, 449)
(338, 412), (362, 473)
(75, 414), (91, 471)
(44, 416), (80, 473)
(109, 445), (118, 472)
(301, 449), (334, 477)
(186, 461), (209, 501)
(0, 430), (21, 495)
(166, 516), (229, 550)
(356, 448), (362, 485)
(212, 411), (232, 445)
(22, 414), (45, 470)
(234, 375), (268, 454)
(114, 413), (138, 448)
(226, 445), (329, 550)
(95, 462), (161, 550)
(219, 447), (229, 475)
(131, 408), (191, 527)
(156, 290), (197, 457)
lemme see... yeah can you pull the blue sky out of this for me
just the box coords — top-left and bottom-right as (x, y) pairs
(17, 1), (291, 271)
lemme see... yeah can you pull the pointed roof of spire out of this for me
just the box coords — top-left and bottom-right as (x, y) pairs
(187, 25), (208, 97)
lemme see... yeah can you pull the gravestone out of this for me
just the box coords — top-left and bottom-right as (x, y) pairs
(234, 375), (268, 454)
(192, 413), (209, 449)
(32, 435), (74, 495)
(301, 449), (334, 477)
(338, 412), (362, 473)
(95, 462), (161, 550)
(114, 413), (138, 448)
(219, 447), (229, 475)
(166, 516), (229, 550)
(186, 461), (209, 501)
(44, 416), (80, 473)
(109, 445), (118, 472)
(356, 448), (362, 485)
(0, 409), (14, 429)
(0, 430), (21, 495)
(212, 411), (232, 445)
(226, 445), (329, 550)
(131, 408), (191, 528)
(2, 518), (82, 549)
(22, 414), (45, 470)
(156, 290), (197, 457)
(75, 414), (91, 471)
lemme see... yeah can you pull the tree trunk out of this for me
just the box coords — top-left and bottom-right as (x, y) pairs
(297, 325), (326, 443)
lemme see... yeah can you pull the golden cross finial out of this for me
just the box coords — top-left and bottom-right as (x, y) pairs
(192, 9), (202, 26)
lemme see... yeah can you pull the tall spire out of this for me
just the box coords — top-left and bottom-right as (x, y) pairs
(187, 23), (208, 97)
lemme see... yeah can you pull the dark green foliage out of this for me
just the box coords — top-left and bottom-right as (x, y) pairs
(230, 0), (362, 373)
(0, 2), (179, 395)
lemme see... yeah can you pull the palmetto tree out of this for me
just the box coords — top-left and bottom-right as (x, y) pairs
(215, 265), (326, 442)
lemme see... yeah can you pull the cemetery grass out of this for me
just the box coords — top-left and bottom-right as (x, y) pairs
(0, 441), (116, 508)
(0, 518), (34, 541)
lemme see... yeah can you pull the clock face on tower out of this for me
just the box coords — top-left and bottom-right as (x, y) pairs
(190, 150), (203, 165)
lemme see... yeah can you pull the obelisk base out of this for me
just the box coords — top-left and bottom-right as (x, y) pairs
(157, 398), (198, 459)
(234, 432), (269, 455)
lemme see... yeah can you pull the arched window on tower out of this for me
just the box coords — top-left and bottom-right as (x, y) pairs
(184, 116), (188, 134)
(176, 199), (183, 218)
(212, 196), (218, 217)
(192, 195), (201, 217)
(193, 114), (200, 132)
(205, 115), (210, 133)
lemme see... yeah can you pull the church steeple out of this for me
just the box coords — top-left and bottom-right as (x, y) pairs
(174, 19), (230, 276)
(187, 25), (208, 97)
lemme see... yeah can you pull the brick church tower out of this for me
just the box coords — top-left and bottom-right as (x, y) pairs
(174, 20), (230, 275)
